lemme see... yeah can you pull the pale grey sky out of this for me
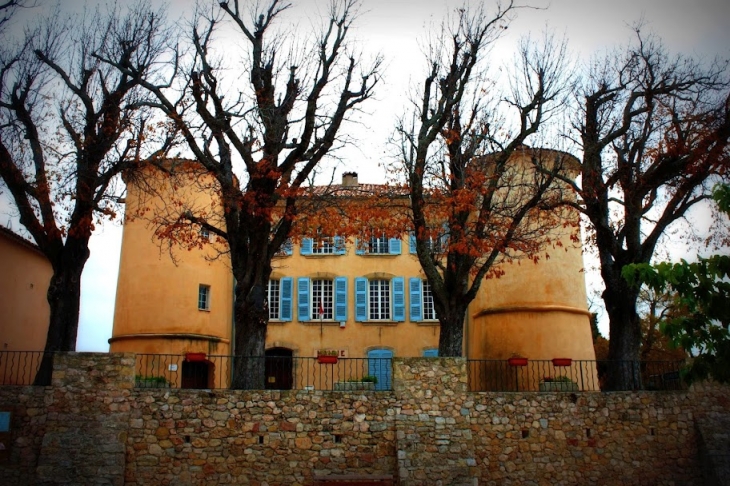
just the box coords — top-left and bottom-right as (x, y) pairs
(2, 0), (728, 350)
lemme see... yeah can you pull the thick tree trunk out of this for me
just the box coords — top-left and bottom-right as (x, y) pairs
(230, 280), (269, 389)
(33, 243), (89, 386)
(437, 306), (468, 357)
(603, 280), (642, 391)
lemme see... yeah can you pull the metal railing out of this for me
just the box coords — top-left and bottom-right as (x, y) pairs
(467, 359), (685, 392)
(0, 351), (685, 392)
(0, 350), (54, 386)
(134, 354), (393, 391)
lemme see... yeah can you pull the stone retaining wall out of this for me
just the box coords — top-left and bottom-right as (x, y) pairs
(0, 353), (728, 485)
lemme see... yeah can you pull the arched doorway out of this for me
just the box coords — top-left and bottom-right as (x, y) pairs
(265, 347), (293, 390)
(367, 349), (393, 390)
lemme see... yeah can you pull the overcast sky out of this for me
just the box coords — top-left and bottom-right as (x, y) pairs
(2, 0), (728, 351)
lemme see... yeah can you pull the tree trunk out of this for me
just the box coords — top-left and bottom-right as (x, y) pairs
(603, 281), (642, 390)
(33, 243), (89, 386)
(437, 306), (468, 357)
(230, 280), (269, 389)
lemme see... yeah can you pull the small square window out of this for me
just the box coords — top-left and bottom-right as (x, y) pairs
(200, 227), (210, 240)
(198, 284), (210, 311)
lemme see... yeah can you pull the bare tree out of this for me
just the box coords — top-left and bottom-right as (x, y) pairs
(110, 0), (380, 388)
(0, 3), (173, 383)
(562, 29), (730, 389)
(397, 3), (574, 356)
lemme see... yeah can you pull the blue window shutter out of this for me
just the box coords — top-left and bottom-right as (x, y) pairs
(423, 348), (439, 357)
(355, 277), (368, 322)
(409, 232), (417, 254)
(334, 236), (345, 255)
(355, 238), (364, 255)
(409, 278), (422, 322)
(297, 278), (310, 321)
(282, 239), (293, 256)
(280, 277), (293, 321)
(392, 277), (405, 322)
(388, 237), (401, 255)
(334, 277), (348, 321)
(300, 238), (313, 255)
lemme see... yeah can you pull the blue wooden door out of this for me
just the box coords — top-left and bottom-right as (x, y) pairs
(367, 349), (393, 390)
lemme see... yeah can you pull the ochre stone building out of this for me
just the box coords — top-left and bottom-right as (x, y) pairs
(0, 226), (52, 353)
(110, 149), (597, 389)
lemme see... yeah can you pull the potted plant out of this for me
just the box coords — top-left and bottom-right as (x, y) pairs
(135, 374), (169, 388)
(552, 358), (572, 367)
(507, 354), (528, 367)
(334, 375), (378, 391)
(317, 349), (338, 364)
(539, 375), (578, 392)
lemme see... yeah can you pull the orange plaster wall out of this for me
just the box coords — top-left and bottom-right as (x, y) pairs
(268, 245), (440, 358)
(0, 231), (52, 351)
(110, 169), (233, 354)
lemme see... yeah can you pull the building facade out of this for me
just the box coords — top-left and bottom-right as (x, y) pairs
(110, 151), (597, 389)
(0, 226), (52, 353)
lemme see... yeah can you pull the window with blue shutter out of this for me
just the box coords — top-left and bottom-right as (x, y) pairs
(334, 277), (347, 321)
(355, 238), (365, 255)
(355, 277), (368, 322)
(300, 238), (313, 255)
(333, 236), (346, 255)
(409, 232), (417, 254)
(280, 277), (293, 321)
(388, 237), (401, 255)
(297, 277), (310, 321)
(409, 278), (422, 322)
(392, 277), (405, 322)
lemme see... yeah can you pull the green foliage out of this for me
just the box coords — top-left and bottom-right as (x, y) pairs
(622, 184), (730, 384)
(542, 375), (574, 383)
(347, 375), (378, 383)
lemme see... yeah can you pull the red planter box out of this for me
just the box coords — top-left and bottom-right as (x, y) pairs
(508, 357), (528, 367)
(317, 355), (338, 364)
(552, 358), (572, 367)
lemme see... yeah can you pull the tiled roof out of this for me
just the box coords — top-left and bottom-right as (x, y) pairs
(306, 183), (409, 198)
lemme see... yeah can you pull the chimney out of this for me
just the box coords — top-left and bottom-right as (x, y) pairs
(342, 171), (358, 187)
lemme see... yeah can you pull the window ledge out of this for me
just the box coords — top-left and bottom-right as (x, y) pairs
(357, 253), (399, 257)
(299, 321), (341, 326)
(302, 254), (345, 258)
(359, 321), (401, 326)
(416, 321), (439, 326)
(198, 308), (211, 312)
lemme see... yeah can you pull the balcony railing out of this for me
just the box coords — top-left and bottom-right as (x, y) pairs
(467, 359), (685, 392)
(0, 351), (685, 392)
(0, 350), (54, 386)
(134, 354), (393, 391)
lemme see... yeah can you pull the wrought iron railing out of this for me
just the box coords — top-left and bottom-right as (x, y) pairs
(0, 351), (684, 392)
(466, 359), (685, 392)
(134, 354), (393, 391)
(0, 350), (54, 386)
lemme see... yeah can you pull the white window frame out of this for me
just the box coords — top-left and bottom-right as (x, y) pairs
(311, 236), (336, 254)
(311, 279), (334, 320)
(368, 233), (389, 254)
(369, 279), (391, 320)
(198, 284), (210, 311)
(422, 279), (436, 321)
(267, 279), (280, 320)
(200, 227), (210, 240)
